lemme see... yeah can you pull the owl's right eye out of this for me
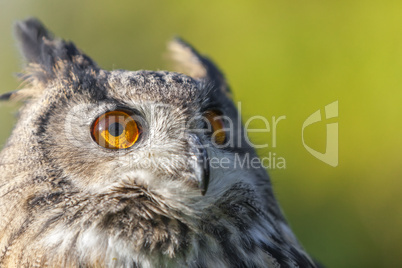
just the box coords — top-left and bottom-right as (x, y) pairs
(91, 110), (141, 149)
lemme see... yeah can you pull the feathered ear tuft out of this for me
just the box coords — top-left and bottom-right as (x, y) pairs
(14, 18), (53, 65)
(168, 37), (231, 96)
(14, 18), (97, 87)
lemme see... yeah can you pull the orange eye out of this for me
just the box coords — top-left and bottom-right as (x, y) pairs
(204, 110), (226, 145)
(91, 110), (140, 149)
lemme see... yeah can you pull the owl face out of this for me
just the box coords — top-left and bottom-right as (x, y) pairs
(0, 18), (317, 267)
(39, 66), (250, 198)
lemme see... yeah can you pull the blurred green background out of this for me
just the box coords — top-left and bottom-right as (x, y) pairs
(0, 0), (401, 267)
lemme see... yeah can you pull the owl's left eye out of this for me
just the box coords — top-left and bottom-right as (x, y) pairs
(91, 110), (141, 149)
(204, 110), (226, 145)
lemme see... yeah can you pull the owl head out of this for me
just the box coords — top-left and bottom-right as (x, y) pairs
(0, 18), (317, 267)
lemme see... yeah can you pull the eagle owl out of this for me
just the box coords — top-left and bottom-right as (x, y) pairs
(0, 18), (320, 268)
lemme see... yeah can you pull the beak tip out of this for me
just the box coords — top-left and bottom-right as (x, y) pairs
(188, 133), (210, 195)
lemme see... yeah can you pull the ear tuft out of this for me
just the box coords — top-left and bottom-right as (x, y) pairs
(168, 37), (230, 96)
(14, 18), (97, 86)
(14, 18), (53, 64)
(168, 37), (208, 79)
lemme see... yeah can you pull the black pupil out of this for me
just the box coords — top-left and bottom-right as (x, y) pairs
(109, 122), (124, 137)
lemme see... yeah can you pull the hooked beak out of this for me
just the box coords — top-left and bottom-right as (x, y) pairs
(188, 134), (210, 195)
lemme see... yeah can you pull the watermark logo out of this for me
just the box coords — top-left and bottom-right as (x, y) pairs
(302, 101), (338, 167)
